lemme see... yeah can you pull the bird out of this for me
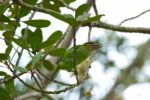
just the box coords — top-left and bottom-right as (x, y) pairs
(51, 42), (101, 82)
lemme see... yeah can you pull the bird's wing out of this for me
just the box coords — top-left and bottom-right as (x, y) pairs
(58, 45), (90, 71)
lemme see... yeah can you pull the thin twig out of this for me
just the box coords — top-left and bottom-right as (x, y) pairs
(0, 72), (26, 84)
(59, 0), (75, 11)
(10, 0), (93, 96)
(31, 71), (43, 91)
(92, 0), (98, 16)
(119, 8), (150, 25)
(35, 70), (44, 87)
(5, 49), (84, 95)
(10, 46), (20, 62)
(15, 48), (23, 66)
(36, 69), (74, 86)
(73, 28), (79, 85)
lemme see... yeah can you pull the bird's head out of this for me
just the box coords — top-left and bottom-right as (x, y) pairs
(83, 42), (102, 53)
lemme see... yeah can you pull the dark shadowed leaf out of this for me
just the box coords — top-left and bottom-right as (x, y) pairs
(0, 71), (7, 76)
(42, 0), (60, 12)
(0, 15), (14, 27)
(3, 31), (13, 45)
(0, 45), (12, 61)
(0, 54), (6, 61)
(26, 61), (32, 70)
(5, 75), (14, 99)
(42, 60), (54, 71)
(5, 45), (12, 58)
(18, 8), (30, 18)
(0, 15), (11, 22)
(12, 38), (27, 49)
(18, 0), (38, 17)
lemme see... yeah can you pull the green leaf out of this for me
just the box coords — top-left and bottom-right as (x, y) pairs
(48, 11), (77, 27)
(0, 87), (11, 100)
(76, 13), (91, 22)
(30, 28), (43, 51)
(49, 48), (66, 57)
(42, 31), (62, 48)
(8, 4), (19, 18)
(5, 75), (14, 99)
(12, 37), (27, 49)
(0, 21), (18, 31)
(0, 45), (12, 61)
(0, 15), (11, 22)
(64, 0), (76, 4)
(0, 71), (7, 76)
(23, 20), (51, 28)
(0, 15), (14, 26)
(13, 66), (28, 73)
(42, 0), (60, 12)
(0, 53), (6, 61)
(81, 14), (105, 25)
(26, 62), (32, 70)
(0, 2), (9, 15)
(63, 14), (78, 27)
(21, 28), (33, 43)
(75, 4), (88, 18)
(42, 60), (54, 71)
(20, 28), (43, 51)
(5, 45), (12, 58)
(34, 28), (43, 42)
(18, 0), (38, 17)
(31, 52), (43, 67)
(48, 11), (65, 22)
(3, 31), (13, 45)
(18, 8), (30, 18)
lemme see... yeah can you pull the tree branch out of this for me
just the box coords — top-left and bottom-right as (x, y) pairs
(119, 8), (150, 25)
(90, 21), (150, 34)
(13, 0), (150, 34)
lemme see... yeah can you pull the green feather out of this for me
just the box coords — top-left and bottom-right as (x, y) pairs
(58, 45), (90, 71)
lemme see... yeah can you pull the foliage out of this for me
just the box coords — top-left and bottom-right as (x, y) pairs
(0, 0), (149, 100)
